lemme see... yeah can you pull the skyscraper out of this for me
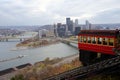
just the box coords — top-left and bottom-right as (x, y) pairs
(75, 19), (78, 27)
(66, 17), (73, 34)
(85, 20), (92, 30)
(86, 20), (89, 30)
(66, 18), (71, 25)
(57, 23), (66, 37)
(53, 24), (58, 37)
(75, 27), (81, 35)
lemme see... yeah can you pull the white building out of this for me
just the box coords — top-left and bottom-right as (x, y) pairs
(86, 20), (90, 30)
(75, 19), (78, 27)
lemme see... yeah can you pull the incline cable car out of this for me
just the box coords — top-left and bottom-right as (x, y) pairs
(78, 29), (120, 66)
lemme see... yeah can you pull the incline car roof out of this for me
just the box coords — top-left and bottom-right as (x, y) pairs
(78, 30), (119, 36)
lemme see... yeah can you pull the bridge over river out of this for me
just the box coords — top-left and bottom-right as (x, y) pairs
(0, 36), (30, 42)
(60, 38), (78, 49)
(0, 32), (38, 42)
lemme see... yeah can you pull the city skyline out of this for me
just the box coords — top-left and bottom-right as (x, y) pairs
(0, 0), (120, 26)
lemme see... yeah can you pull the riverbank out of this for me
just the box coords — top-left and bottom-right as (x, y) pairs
(0, 41), (78, 72)
(0, 55), (25, 63)
(0, 53), (81, 80)
(11, 47), (28, 51)
(14, 38), (60, 50)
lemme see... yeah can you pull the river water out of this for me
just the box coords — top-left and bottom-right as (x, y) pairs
(0, 42), (78, 71)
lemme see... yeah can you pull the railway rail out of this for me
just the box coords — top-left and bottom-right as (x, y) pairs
(45, 55), (120, 80)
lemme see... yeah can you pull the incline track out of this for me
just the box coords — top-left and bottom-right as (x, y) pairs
(45, 56), (120, 80)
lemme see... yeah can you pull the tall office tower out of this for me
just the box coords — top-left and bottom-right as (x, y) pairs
(73, 19), (79, 33)
(86, 20), (89, 30)
(75, 19), (78, 27)
(66, 18), (71, 25)
(57, 23), (61, 37)
(86, 20), (91, 30)
(39, 30), (42, 39)
(75, 27), (81, 35)
(53, 24), (58, 37)
(57, 23), (67, 37)
(66, 17), (73, 34)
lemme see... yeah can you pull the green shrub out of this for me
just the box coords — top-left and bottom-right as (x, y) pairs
(10, 74), (24, 80)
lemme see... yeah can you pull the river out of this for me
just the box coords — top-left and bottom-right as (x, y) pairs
(0, 41), (78, 71)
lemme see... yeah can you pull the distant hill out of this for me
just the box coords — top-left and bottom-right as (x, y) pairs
(0, 24), (54, 31)
(94, 23), (120, 29)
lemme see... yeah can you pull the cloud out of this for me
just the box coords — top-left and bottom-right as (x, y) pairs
(0, 0), (120, 26)
(89, 8), (120, 24)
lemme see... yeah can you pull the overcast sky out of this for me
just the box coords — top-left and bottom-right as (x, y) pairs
(0, 0), (120, 26)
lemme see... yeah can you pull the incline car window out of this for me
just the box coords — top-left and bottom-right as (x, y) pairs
(103, 38), (108, 45)
(98, 37), (102, 44)
(109, 38), (114, 46)
(83, 36), (87, 43)
(79, 35), (114, 47)
(87, 37), (91, 43)
(91, 37), (96, 44)
(80, 36), (82, 42)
